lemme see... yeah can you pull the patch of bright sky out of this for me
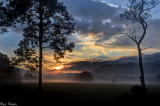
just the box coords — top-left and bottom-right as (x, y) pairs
(0, 30), (23, 57)
(102, 19), (111, 24)
(98, 0), (127, 8)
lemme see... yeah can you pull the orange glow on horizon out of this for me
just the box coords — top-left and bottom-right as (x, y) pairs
(54, 66), (64, 70)
(50, 70), (81, 75)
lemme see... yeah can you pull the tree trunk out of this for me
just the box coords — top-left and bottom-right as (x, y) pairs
(137, 44), (146, 88)
(38, 39), (42, 92)
(38, 0), (43, 93)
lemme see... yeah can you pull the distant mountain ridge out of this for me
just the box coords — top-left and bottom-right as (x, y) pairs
(92, 62), (160, 76)
(64, 53), (160, 76)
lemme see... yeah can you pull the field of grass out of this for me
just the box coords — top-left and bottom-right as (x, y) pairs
(0, 82), (160, 105)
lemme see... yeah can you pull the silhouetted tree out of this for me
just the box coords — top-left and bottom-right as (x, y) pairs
(0, 52), (22, 83)
(120, 0), (159, 88)
(7, 0), (75, 91)
(131, 85), (148, 97)
(75, 71), (93, 81)
(0, 52), (10, 70)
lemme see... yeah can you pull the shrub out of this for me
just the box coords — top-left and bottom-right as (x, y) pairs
(130, 85), (148, 97)
(74, 71), (93, 81)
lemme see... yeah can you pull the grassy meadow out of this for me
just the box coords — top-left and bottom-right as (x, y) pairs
(0, 82), (160, 105)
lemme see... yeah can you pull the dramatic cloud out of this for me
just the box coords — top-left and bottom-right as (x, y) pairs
(62, 0), (160, 50)
(63, 0), (123, 42)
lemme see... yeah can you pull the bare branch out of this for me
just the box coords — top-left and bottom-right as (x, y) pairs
(141, 46), (151, 51)
(119, 32), (138, 44)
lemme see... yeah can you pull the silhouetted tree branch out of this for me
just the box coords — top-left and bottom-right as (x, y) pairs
(0, 1), (13, 35)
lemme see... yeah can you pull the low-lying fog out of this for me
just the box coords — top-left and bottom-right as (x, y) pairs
(22, 74), (160, 85)
(1, 67), (160, 85)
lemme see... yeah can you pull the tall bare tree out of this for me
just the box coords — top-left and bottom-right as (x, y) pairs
(120, 0), (159, 88)
(7, 0), (75, 92)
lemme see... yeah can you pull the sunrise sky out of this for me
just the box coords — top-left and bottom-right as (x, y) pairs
(0, 0), (160, 74)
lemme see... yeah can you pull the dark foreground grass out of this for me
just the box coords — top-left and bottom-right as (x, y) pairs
(0, 82), (160, 105)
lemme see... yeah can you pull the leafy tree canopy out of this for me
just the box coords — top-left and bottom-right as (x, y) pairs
(9, 0), (75, 71)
